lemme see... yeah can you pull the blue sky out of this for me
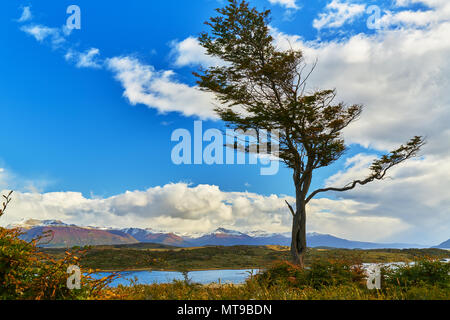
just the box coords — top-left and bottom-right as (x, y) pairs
(0, 0), (369, 197)
(1, 0), (449, 245)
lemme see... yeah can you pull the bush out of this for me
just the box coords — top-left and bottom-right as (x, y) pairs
(253, 261), (306, 288)
(382, 260), (450, 289)
(254, 259), (366, 289)
(0, 192), (121, 300)
(307, 259), (366, 289)
(110, 260), (450, 300)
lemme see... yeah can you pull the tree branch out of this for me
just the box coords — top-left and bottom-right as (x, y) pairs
(0, 191), (13, 218)
(306, 136), (425, 203)
(285, 200), (295, 217)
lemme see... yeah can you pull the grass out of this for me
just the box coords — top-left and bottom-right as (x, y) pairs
(111, 282), (450, 300)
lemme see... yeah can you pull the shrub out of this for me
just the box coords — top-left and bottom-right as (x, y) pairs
(306, 259), (366, 289)
(0, 192), (121, 300)
(382, 260), (450, 289)
(254, 259), (366, 289)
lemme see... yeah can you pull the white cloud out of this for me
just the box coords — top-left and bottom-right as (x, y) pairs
(325, 154), (378, 188)
(307, 198), (410, 242)
(173, 13), (450, 151)
(65, 48), (102, 69)
(106, 56), (218, 119)
(321, 154), (450, 244)
(90, 4), (449, 243)
(268, 0), (299, 10)
(0, 183), (291, 234)
(17, 6), (32, 23)
(380, 0), (450, 28)
(14, 4), (450, 244)
(313, 0), (366, 30)
(170, 37), (224, 68)
(20, 24), (67, 49)
(0, 182), (421, 242)
(17, 17), (219, 120)
(268, 3), (450, 244)
(271, 21), (450, 155)
(394, 0), (448, 8)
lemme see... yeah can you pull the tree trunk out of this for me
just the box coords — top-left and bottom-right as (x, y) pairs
(291, 193), (307, 267)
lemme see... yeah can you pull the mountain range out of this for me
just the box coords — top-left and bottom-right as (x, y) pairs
(8, 219), (444, 250)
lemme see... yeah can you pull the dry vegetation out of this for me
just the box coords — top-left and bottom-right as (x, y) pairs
(2, 192), (449, 300)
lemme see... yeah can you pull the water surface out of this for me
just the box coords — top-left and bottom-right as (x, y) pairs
(94, 269), (258, 287)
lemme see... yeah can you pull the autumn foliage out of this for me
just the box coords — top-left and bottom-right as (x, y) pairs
(0, 191), (122, 300)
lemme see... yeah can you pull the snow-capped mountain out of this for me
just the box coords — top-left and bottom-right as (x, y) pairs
(182, 228), (255, 246)
(118, 227), (430, 249)
(8, 219), (72, 229)
(8, 220), (434, 249)
(246, 230), (291, 238)
(119, 227), (186, 246)
(213, 228), (247, 236)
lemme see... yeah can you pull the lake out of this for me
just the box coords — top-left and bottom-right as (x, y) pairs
(93, 260), (450, 287)
(93, 269), (259, 287)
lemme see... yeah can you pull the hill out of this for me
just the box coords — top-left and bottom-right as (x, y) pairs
(434, 239), (450, 249)
(14, 220), (138, 248)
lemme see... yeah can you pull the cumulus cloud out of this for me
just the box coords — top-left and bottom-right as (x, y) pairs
(65, 48), (102, 69)
(106, 56), (218, 119)
(170, 37), (225, 68)
(0, 182), (421, 242)
(20, 24), (66, 47)
(313, 0), (366, 30)
(14, 4), (450, 244)
(172, 9), (450, 153)
(372, 0), (450, 29)
(269, 3), (450, 244)
(320, 154), (450, 244)
(102, 3), (449, 243)
(271, 20), (450, 155)
(0, 183), (291, 234)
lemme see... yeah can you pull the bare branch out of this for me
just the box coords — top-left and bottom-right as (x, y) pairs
(285, 200), (295, 217)
(0, 190), (13, 218)
(306, 137), (425, 203)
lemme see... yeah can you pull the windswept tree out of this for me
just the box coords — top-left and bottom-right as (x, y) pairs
(195, 0), (425, 267)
